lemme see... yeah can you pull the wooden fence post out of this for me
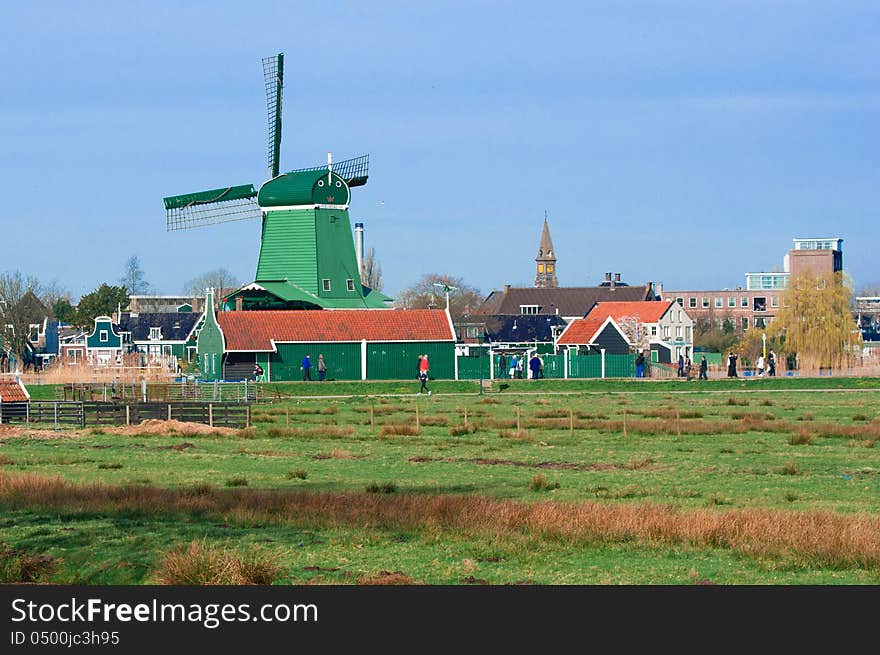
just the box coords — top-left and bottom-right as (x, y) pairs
(167, 404), (172, 421)
(416, 404), (420, 430)
(623, 409), (628, 437)
(370, 403), (375, 430)
(246, 404), (251, 428)
(676, 408), (681, 437)
(569, 408), (574, 435)
(126, 404), (130, 426)
(464, 407), (468, 429)
(516, 406), (521, 431)
(208, 403), (213, 427)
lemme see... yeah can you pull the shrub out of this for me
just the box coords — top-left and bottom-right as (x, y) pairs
(0, 546), (57, 583)
(530, 474), (560, 491)
(449, 425), (478, 436)
(154, 539), (279, 585)
(225, 476), (249, 487)
(500, 429), (533, 442)
(380, 424), (421, 436)
(788, 429), (815, 446)
(780, 461), (800, 476)
(286, 468), (308, 480)
(236, 428), (257, 439)
(97, 462), (124, 470)
(852, 414), (870, 422)
(0, 455), (13, 466)
(365, 481), (397, 494)
(725, 397), (749, 406)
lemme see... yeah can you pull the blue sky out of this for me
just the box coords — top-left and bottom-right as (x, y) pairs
(1, 1), (877, 301)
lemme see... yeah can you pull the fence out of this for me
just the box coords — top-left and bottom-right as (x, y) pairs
(0, 401), (250, 430)
(55, 381), (258, 403)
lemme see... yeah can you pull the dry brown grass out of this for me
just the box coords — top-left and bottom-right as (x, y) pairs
(265, 426), (354, 439)
(0, 544), (58, 583)
(356, 570), (418, 585)
(499, 429), (534, 442)
(788, 428), (816, 446)
(313, 449), (358, 460)
(419, 416), (449, 426)
(0, 454), (14, 466)
(449, 425), (478, 436)
(153, 539), (280, 585)
(380, 424), (421, 436)
(4, 473), (880, 568)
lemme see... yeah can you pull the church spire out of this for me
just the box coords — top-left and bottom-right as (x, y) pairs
(535, 213), (558, 288)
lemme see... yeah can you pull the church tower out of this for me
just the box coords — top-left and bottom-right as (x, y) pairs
(535, 216), (558, 288)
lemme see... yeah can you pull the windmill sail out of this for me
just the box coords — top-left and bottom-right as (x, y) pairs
(164, 184), (261, 231)
(287, 154), (370, 187)
(263, 53), (283, 179)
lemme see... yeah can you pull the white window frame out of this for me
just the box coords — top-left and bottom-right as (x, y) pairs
(99, 330), (108, 342)
(149, 327), (161, 340)
(714, 297), (723, 309)
(322, 279), (332, 292)
(688, 298), (696, 308)
(346, 279), (355, 292)
(701, 297), (709, 308)
(728, 297), (735, 308)
(519, 305), (540, 315)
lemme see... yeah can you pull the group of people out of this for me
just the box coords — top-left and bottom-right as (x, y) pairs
(497, 352), (545, 379)
(726, 350), (776, 378)
(252, 353), (329, 382)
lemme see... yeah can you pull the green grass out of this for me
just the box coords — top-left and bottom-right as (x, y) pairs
(2, 380), (880, 584)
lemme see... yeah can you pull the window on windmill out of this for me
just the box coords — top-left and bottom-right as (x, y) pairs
(346, 279), (355, 292)
(323, 279), (332, 292)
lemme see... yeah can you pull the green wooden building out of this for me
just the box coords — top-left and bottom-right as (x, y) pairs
(196, 307), (456, 382)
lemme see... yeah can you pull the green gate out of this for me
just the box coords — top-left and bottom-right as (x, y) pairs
(569, 354), (602, 378)
(540, 354), (565, 378)
(367, 342), (454, 380)
(606, 354), (636, 378)
(270, 342), (362, 381)
(457, 354), (490, 380)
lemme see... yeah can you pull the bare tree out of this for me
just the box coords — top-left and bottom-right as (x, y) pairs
(361, 247), (383, 291)
(0, 271), (42, 371)
(121, 256), (151, 295)
(182, 268), (240, 300)
(395, 273), (482, 322)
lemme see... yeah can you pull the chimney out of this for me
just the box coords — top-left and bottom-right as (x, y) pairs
(614, 273), (621, 283)
(605, 272), (612, 283)
(504, 284), (510, 293)
(610, 276), (616, 290)
(235, 296), (243, 312)
(656, 282), (663, 298)
(354, 222), (365, 278)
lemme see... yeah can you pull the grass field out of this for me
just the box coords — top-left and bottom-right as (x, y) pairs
(2, 379), (880, 584)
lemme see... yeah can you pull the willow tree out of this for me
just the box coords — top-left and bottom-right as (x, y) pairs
(772, 272), (861, 371)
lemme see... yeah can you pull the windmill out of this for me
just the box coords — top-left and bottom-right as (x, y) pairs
(163, 53), (391, 310)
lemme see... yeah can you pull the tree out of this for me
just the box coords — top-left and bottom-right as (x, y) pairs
(395, 273), (482, 322)
(182, 268), (240, 301)
(361, 247), (383, 291)
(120, 256), (150, 295)
(0, 271), (43, 371)
(37, 279), (72, 311)
(51, 298), (76, 324)
(75, 284), (129, 327)
(766, 272), (861, 371)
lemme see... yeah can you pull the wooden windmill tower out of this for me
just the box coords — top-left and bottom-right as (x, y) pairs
(163, 54), (391, 310)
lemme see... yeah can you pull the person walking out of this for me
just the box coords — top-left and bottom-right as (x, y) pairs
(498, 352), (507, 379)
(677, 354), (685, 378)
(509, 354), (518, 380)
(418, 354), (431, 395)
(317, 354), (327, 382)
(253, 363), (264, 382)
(635, 351), (646, 378)
(538, 354), (545, 379)
(768, 350), (777, 376)
(727, 352), (738, 378)
(684, 355), (693, 380)
(529, 353), (540, 380)
(699, 355), (708, 380)
(301, 354), (312, 381)
(756, 353), (765, 377)
(516, 355), (524, 379)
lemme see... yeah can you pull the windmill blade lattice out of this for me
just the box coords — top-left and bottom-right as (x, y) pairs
(263, 53), (283, 179)
(287, 154), (370, 187)
(164, 184), (261, 231)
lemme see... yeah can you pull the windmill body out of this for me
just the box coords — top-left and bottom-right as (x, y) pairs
(162, 54), (391, 311)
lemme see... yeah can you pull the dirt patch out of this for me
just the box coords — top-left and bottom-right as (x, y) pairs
(102, 420), (236, 437)
(156, 442), (197, 451)
(356, 570), (418, 585)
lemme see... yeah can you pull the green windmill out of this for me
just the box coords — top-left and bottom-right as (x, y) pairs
(163, 53), (391, 310)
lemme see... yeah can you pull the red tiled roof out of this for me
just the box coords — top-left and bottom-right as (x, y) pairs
(557, 315), (616, 345)
(586, 301), (673, 324)
(0, 379), (30, 402)
(218, 309), (455, 351)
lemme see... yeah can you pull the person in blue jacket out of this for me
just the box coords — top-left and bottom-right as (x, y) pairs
(301, 354), (312, 381)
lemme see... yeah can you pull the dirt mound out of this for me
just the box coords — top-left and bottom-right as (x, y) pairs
(102, 420), (236, 437)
